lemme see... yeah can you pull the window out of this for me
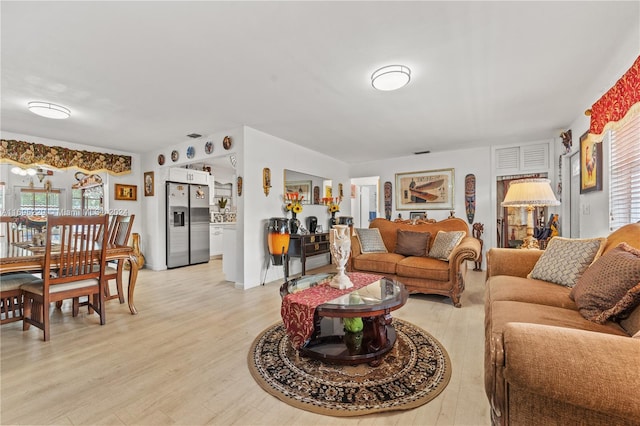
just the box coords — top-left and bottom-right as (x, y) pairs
(0, 181), (5, 214)
(72, 186), (103, 215)
(610, 113), (640, 231)
(19, 188), (61, 216)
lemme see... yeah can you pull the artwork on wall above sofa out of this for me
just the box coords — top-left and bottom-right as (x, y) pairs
(395, 168), (454, 210)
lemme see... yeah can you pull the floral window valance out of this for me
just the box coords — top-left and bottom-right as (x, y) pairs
(0, 139), (131, 175)
(588, 55), (640, 140)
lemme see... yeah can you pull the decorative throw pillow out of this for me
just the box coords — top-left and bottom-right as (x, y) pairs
(355, 228), (388, 253)
(394, 230), (431, 257)
(528, 237), (605, 288)
(428, 230), (465, 261)
(569, 243), (640, 324)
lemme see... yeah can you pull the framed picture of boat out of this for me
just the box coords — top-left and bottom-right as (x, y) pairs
(395, 168), (454, 210)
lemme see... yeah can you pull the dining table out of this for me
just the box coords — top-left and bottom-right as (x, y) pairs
(0, 240), (140, 314)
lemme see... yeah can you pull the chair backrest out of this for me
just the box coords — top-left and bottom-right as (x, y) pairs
(109, 214), (135, 246)
(0, 216), (36, 244)
(44, 215), (109, 290)
(96, 214), (117, 246)
(1, 216), (14, 243)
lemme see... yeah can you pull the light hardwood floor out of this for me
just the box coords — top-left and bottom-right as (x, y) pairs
(1, 260), (491, 425)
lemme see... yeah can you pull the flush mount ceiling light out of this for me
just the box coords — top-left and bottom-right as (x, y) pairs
(371, 65), (411, 91)
(27, 101), (71, 119)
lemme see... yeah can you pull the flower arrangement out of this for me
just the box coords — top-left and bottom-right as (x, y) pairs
(323, 197), (341, 214)
(284, 192), (303, 215)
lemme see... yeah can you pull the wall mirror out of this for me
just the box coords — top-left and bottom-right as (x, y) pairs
(284, 169), (331, 205)
(0, 163), (108, 217)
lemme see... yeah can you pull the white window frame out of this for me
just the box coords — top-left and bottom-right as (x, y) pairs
(609, 113), (640, 231)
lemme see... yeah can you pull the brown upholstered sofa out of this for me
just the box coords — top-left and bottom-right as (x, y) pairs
(348, 217), (481, 307)
(485, 223), (640, 426)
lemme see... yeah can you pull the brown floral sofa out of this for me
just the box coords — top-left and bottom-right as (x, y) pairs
(348, 217), (481, 307)
(485, 223), (640, 425)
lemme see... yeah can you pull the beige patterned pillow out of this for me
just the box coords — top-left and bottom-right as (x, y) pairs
(428, 231), (465, 261)
(355, 228), (388, 253)
(528, 237), (605, 288)
(570, 243), (640, 324)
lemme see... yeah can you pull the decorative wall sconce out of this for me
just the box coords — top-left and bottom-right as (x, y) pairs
(263, 168), (271, 196)
(237, 176), (243, 196)
(560, 130), (572, 154)
(338, 183), (344, 198)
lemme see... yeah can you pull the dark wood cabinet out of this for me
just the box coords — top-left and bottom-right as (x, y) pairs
(288, 233), (330, 275)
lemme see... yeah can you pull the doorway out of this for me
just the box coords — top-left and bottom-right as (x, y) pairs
(496, 173), (547, 248)
(570, 151), (581, 237)
(350, 177), (380, 229)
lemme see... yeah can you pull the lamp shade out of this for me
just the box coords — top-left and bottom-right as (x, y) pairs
(501, 178), (560, 207)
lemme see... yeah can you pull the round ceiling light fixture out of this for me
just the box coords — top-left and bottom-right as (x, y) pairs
(371, 65), (411, 91)
(28, 101), (71, 119)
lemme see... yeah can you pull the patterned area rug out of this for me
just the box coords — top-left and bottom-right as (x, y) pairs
(247, 319), (451, 417)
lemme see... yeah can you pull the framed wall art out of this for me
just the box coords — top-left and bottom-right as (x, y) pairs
(115, 184), (137, 201)
(144, 171), (154, 197)
(285, 180), (311, 204)
(579, 131), (603, 194)
(395, 168), (454, 210)
(410, 211), (426, 220)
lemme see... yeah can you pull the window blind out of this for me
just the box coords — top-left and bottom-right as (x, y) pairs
(610, 113), (640, 231)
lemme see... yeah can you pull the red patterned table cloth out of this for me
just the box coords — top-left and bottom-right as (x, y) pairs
(280, 272), (384, 349)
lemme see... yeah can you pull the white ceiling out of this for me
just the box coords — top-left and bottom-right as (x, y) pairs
(1, 1), (638, 164)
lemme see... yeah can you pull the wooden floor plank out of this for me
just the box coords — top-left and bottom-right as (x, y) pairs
(0, 260), (490, 425)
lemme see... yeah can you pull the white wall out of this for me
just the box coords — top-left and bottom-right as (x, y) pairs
(140, 127), (244, 271)
(242, 126), (350, 288)
(0, 131), (142, 236)
(350, 146), (493, 258)
(561, 28), (639, 238)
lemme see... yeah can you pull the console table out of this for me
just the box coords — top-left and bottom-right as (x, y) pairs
(288, 232), (330, 275)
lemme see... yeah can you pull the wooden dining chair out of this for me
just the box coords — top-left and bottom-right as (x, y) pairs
(1, 273), (40, 324)
(20, 214), (109, 341)
(104, 214), (135, 303)
(1, 217), (42, 324)
(0, 216), (26, 244)
(74, 214), (135, 312)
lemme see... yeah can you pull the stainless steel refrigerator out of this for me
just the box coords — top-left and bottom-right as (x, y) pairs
(166, 182), (210, 268)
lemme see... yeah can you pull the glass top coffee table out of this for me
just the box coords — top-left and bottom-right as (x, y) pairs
(280, 273), (408, 366)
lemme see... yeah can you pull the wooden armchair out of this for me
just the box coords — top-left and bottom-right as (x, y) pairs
(20, 215), (109, 341)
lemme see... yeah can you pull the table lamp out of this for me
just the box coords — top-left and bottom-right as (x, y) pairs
(501, 178), (560, 249)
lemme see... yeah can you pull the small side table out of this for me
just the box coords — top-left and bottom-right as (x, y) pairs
(288, 232), (330, 275)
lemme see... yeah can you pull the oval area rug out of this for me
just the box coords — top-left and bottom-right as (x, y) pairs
(247, 318), (451, 416)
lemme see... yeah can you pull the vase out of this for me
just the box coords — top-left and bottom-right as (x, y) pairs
(267, 217), (290, 266)
(329, 211), (337, 228)
(131, 233), (145, 269)
(289, 213), (300, 235)
(344, 330), (363, 355)
(329, 224), (353, 289)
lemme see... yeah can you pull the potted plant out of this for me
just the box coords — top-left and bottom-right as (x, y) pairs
(218, 197), (228, 210)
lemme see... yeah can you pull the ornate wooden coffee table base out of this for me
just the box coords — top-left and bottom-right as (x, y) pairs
(301, 313), (396, 366)
(281, 273), (408, 366)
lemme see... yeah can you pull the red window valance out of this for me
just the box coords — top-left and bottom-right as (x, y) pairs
(588, 55), (640, 138)
(0, 139), (131, 175)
